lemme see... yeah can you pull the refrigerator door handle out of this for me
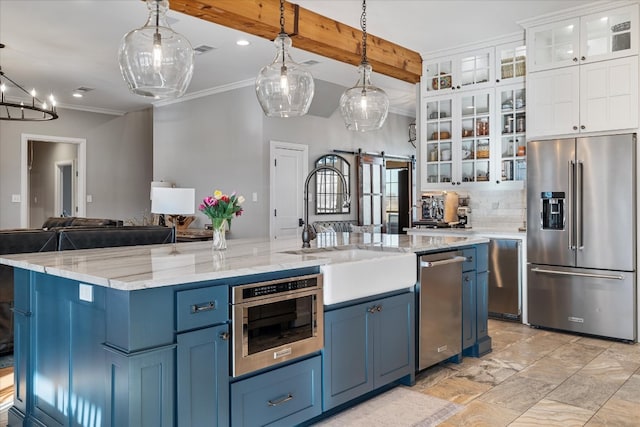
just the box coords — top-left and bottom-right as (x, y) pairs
(530, 267), (624, 280)
(568, 160), (576, 250)
(577, 161), (584, 250)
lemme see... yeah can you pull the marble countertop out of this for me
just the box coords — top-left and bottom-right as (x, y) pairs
(408, 226), (526, 239)
(0, 232), (488, 291)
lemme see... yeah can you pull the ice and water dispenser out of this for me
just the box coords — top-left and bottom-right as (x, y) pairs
(540, 192), (565, 230)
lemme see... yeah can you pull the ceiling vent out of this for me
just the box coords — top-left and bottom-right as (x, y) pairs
(75, 87), (94, 93)
(302, 60), (320, 66)
(194, 45), (216, 55)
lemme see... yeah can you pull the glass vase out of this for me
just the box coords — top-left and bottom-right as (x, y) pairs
(212, 223), (227, 251)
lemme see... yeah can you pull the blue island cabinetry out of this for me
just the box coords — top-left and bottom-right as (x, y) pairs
(9, 268), (232, 427)
(322, 291), (415, 411)
(461, 244), (491, 357)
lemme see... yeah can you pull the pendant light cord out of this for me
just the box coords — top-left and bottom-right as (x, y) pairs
(361, 0), (367, 64)
(279, 0), (286, 71)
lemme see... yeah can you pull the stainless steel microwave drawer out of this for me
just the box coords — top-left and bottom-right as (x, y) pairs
(176, 285), (228, 332)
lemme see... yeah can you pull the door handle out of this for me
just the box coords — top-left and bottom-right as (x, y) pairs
(531, 267), (623, 280)
(298, 218), (304, 227)
(420, 256), (467, 268)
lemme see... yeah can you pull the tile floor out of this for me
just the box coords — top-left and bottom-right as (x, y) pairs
(413, 319), (640, 426)
(0, 320), (637, 426)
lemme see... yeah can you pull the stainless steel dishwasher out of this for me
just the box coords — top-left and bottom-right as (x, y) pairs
(418, 250), (466, 370)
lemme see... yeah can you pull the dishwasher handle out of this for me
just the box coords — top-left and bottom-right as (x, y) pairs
(420, 256), (467, 268)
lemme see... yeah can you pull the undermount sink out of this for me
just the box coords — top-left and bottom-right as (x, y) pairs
(282, 247), (417, 305)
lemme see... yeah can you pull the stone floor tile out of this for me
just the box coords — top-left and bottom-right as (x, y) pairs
(437, 399), (521, 427)
(477, 375), (557, 413)
(545, 373), (623, 412)
(547, 341), (606, 368)
(420, 376), (491, 405)
(585, 398), (640, 426)
(413, 364), (459, 390)
(509, 398), (594, 427)
(613, 374), (640, 403)
(454, 358), (518, 386)
(518, 356), (581, 385)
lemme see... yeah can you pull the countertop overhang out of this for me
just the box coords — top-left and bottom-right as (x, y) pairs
(0, 232), (488, 291)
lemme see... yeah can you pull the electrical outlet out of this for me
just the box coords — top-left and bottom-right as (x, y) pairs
(11, 194), (21, 203)
(87, 194), (93, 203)
(252, 192), (258, 202)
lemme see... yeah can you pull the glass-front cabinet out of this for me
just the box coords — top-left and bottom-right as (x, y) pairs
(497, 85), (527, 182)
(528, 4), (638, 72)
(422, 89), (495, 187)
(424, 98), (453, 184)
(496, 41), (527, 85)
(424, 47), (494, 95)
(460, 91), (492, 184)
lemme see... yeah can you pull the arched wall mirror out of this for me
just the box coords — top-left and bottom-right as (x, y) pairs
(315, 154), (350, 214)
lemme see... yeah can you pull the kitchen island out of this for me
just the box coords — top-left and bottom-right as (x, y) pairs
(0, 232), (488, 427)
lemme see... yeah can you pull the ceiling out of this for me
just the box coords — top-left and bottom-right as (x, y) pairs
(0, 0), (592, 118)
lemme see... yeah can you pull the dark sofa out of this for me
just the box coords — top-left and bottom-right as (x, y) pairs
(0, 218), (175, 355)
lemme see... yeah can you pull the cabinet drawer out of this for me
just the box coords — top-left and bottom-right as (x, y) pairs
(176, 285), (228, 332)
(231, 356), (322, 427)
(462, 248), (476, 272)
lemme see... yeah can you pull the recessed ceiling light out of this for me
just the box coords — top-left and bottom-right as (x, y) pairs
(236, 39), (250, 47)
(72, 86), (93, 98)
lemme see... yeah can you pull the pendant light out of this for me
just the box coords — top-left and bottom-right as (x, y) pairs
(255, 0), (314, 117)
(118, 0), (194, 99)
(339, 0), (389, 132)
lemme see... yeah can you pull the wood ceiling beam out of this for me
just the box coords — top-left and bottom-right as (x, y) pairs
(170, 0), (423, 84)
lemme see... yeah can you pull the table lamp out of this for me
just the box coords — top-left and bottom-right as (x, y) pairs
(151, 187), (195, 253)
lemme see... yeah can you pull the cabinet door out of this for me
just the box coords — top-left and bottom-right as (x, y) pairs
(461, 272), (476, 351)
(323, 302), (372, 410)
(580, 56), (639, 133)
(528, 17), (580, 72)
(177, 325), (230, 427)
(456, 47), (494, 91)
(372, 292), (414, 388)
(459, 89), (493, 184)
(527, 67), (580, 138)
(580, 5), (639, 64)
(496, 84), (527, 184)
(423, 95), (455, 187)
(496, 41), (527, 85)
(423, 57), (454, 95)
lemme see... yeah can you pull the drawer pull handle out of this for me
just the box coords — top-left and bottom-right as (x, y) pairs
(191, 301), (216, 313)
(268, 393), (294, 407)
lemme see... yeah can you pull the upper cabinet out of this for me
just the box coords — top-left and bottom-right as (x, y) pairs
(423, 47), (495, 95)
(420, 41), (526, 191)
(528, 4), (638, 72)
(525, 3), (640, 138)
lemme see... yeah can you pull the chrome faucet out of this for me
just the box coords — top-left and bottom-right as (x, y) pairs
(302, 165), (350, 248)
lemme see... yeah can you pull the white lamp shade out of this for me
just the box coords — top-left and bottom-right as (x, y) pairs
(150, 180), (173, 200)
(151, 187), (195, 215)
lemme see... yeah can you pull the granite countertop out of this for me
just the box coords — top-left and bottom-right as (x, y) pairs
(0, 232), (488, 291)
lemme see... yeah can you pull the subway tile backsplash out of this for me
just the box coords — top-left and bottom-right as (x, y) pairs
(465, 188), (526, 229)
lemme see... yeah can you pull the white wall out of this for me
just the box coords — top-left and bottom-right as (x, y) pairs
(0, 107), (153, 228)
(154, 85), (416, 238)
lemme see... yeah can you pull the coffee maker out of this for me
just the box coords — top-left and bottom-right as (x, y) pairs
(457, 206), (472, 228)
(418, 192), (458, 227)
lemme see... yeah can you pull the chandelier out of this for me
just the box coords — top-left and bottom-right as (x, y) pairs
(118, 0), (194, 99)
(339, 0), (389, 132)
(0, 45), (58, 121)
(255, 0), (315, 117)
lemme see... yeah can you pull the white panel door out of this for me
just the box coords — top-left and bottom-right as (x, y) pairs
(270, 141), (307, 240)
(527, 67), (580, 138)
(580, 56), (638, 133)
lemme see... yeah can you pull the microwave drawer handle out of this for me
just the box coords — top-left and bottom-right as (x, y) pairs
(421, 256), (467, 268)
(268, 393), (294, 407)
(191, 301), (216, 313)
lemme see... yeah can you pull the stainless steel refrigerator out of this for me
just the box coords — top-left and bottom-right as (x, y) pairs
(527, 134), (637, 342)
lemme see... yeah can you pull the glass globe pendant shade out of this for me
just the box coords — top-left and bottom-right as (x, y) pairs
(256, 33), (315, 117)
(339, 62), (389, 131)
(118, 0), (194, 99)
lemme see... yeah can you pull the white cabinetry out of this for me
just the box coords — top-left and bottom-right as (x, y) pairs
(420, 40), (526, 191)
(526, 4), (639, 139)
(528, 4), (638, 72)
